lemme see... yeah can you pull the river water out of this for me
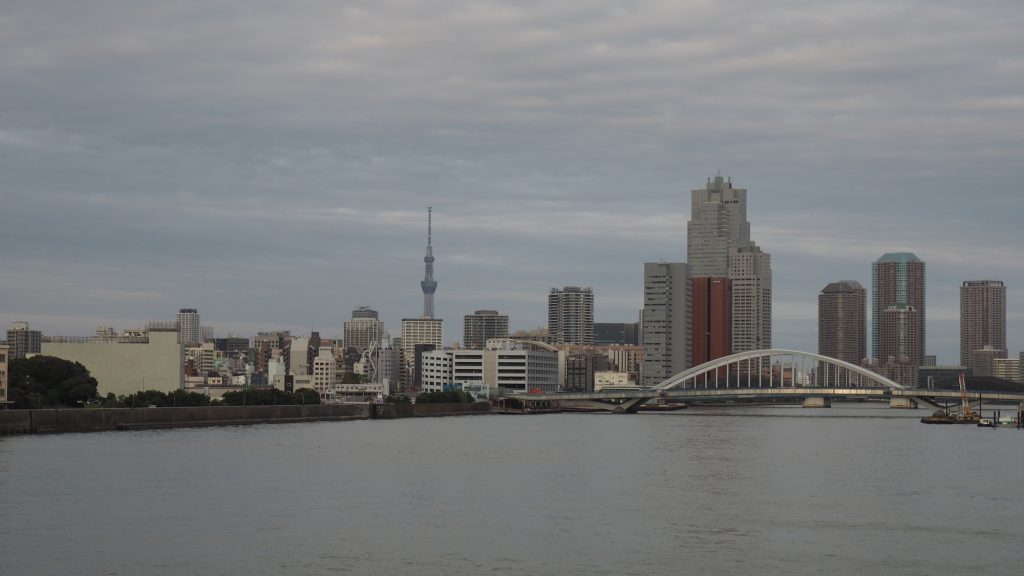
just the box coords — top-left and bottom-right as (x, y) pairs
(1, 405), (1022, 575)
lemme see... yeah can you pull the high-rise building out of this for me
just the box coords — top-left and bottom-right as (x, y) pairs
(818, 281), (867, 365)
(872, 253), (925, 364)
(687, 176), (771, 355)
(176, 309), (201, 346)
(548, 287), (594, 345)
(692, 276), (731, 366)
(463, 310), (509, 349)
(6, 321), (42, 360)
(960, 280), (1006, 371)
(642, 262), (691, 386)
(344, 313), (384, 353)
(876, 304), (922, 386)
(687, 176), (750, 277)
(728, 243), (772, 353)
(400, 318), (443, 390)
(420, 207), (438, 319)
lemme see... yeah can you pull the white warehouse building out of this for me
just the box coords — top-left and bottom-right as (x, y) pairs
(421, 339), (559, 395)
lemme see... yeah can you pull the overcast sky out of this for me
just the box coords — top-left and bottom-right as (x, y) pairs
(1, 0), (1021, 363)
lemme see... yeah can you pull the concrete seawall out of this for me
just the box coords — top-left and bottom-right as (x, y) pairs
(0, 404), (370, 435)
(0, 402), (494, 435)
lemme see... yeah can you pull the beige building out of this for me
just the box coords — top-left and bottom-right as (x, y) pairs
(400, 317), (443, 388)
(41, 328), (184, 396)
(992, 357), (1021, 383)
(728, 243), (772, 354)
(312, 348), (337, 396)
(972, 345), (1007, 378)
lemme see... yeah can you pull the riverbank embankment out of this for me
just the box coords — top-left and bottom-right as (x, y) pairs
(0, 402), (493, 435)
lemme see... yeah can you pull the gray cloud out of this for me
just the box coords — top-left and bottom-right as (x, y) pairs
(1, 0), (1022, 361)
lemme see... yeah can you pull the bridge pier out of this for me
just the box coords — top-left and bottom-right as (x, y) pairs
(802, 396), (831, 408)
(889, 397), (918, 409)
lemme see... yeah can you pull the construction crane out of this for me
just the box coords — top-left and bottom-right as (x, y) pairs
(958, 372), (976, 421)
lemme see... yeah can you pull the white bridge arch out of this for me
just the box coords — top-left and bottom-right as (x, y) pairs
(653, 349), (904, 392)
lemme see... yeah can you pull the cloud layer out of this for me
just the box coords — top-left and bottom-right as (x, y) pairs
(2, 0), (1022, 361)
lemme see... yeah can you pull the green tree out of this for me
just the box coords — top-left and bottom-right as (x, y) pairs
(7, 356), (99, 408)
(219, 387), (320, 406)
(415, 390), (476, 404)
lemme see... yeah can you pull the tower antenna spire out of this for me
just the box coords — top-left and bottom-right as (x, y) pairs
(420, 207), (437, 319)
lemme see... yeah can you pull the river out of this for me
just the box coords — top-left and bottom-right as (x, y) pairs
(1, 405), (1022, 575)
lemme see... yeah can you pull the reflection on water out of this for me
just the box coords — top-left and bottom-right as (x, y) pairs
(1, 405), (1022, 575)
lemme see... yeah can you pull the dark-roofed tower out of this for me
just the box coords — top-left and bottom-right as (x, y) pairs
(818, 281), (866, 365)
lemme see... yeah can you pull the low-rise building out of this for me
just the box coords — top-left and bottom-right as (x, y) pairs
(993, 357), (1021, 383)
(420, 340), (559, 395)
(42, 328), (184, 396)
(0, 344), (9, 405)
(6, 321), (42, 360)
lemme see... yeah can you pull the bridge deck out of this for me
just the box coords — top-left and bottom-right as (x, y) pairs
(510, 387), (1024, 404)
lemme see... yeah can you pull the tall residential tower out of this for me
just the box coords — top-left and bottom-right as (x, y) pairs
(548, 287), (595, 345)
(960, 280), (1006, 371)
(818, 281), (867, 365)
(463, 310), (509, 349)
(176, 308), (201, 346)
(872, 253), (925, 362)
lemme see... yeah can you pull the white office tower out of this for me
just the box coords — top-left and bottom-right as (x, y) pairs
(642, 262), (692, 386)
(176, 308), (201, 346)
(728, 243), (772, 353)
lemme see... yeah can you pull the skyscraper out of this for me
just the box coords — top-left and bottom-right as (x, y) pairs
(642, 262), (691, 386)
(420, 207), (437, 319)
(818, 281), (867, 365)
(872, 253), (925, 362)
(960, 280), (1006, 370)
(686, 176), (771, 354)
(687, 176), (749, 277)
(463, 310), (509, 349)
(548, 287), (594, 345)
(728, 243), (772, 353)
(176, 308), (201, 346)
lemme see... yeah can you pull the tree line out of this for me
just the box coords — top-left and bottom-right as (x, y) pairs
(4, 356), (319, 409)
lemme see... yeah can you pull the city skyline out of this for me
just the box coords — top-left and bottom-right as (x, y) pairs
(1, 1), (1022, 364)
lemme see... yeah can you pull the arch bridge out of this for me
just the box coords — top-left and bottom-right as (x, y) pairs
(509, 349), (1024, 414)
